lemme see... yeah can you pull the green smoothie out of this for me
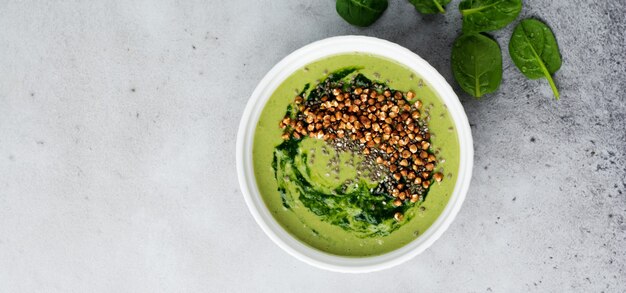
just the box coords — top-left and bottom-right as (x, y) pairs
(253, 53), (459, 256)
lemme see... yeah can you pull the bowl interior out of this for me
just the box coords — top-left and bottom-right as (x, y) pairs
(236, 36), (473, 273)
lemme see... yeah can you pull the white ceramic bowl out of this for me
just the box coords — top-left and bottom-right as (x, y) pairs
(236, 36), (473, 273)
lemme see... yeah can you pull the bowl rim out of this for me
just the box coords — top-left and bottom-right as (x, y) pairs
(236, 35), (473, 273)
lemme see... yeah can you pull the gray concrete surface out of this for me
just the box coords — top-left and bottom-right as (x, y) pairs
(0, 0), (624, 292)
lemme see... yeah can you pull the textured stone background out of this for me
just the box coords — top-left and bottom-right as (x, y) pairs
(0, 0), (624, 292)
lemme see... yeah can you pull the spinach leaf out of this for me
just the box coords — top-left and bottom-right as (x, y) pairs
(451, 33), (503, 98)
(459, 0), (522, 33)
(509, 19), (562, 99)
(408, 0), (452, 14)
(336, 0), (388, 27)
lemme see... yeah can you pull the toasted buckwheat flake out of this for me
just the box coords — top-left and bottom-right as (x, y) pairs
(279, 77), (441, 207)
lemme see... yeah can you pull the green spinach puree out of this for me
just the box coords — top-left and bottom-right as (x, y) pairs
(253, 53), (460, 256)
